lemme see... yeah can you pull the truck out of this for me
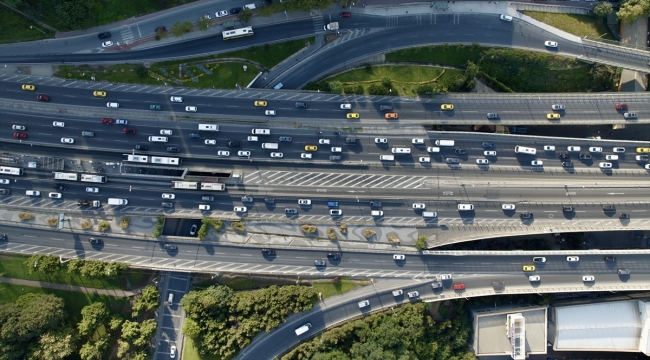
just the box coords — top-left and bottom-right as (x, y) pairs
(80, 174), (107, 183)
(262, 143), (279, 150)
(295, 323), (312, 336)
(324, 22), (339, 31)
(107, 198), (128, 205)
(244, 3), (256, 10)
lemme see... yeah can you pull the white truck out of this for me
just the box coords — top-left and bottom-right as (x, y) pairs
(324, 22), (339, 31)
(262, 143), (279, 150)
(107, 198), (128, 205)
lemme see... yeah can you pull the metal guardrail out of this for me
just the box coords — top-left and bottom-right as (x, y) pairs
(423, 249), (650, 255)
(512, 2), (591, 15)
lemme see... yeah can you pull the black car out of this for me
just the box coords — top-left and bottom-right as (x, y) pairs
(149, 104), (162, 111)
(0, 189), (10, 195)
(98, 32), (111, 39)
(0, 234), (7, 241)
(558, 153), (570, 159)
(164, 244), (177, 250)
(369, 201), (382, 207)
(162, 202), (174, 208)
(135, 145), (148, 151)
(262, 248), (276, 256)
(327, 252), (340, 259)
(455, 149), (467, 155)
(520, 212), (533, 219)
(562, 205), (574, 212)
(579, 153), (592, 160)
(619, 213), (630, 219)
(54, 184), (67, 191)
(345, 138), (359, 144)
(329, 155), (341, 161)
(562, 161), (573, 167)
(265, 198), (275, 204)
(279, 136), (292, 142)
(77, 200), (90, 207)
(167, 147), (180, 153)
(227, 141), (240, 148)
(88, 238), (103, 244)
(230, 7), (241, 14)
(603, 205), (615, 211)
(604, 256), (616, 262)
(295, 102), (308, 108)
(481, 142), (495, 148)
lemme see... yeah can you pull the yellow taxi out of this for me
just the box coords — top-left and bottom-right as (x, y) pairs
(346, 113), (360, 119)
(547, 113), (560, 120)
(304, 145), (318, 152)
(385, 112), (398, 120)
(637, 147), (650, 153)
(440, 104), (454, 110)
(254, 100), (267, 107)
(22, 84), (35, 91)
(522, 265), (535, 272)
(93, 91), (107, 97)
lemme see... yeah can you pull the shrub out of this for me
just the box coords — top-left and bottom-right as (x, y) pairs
(339, 224), (347, 233)
(98, 221), (110, 232)
(388, 233), (400, 243)
(363, 229), (376, 238)
(332, 276), (341, 284)
(327, 227), (336, 239)
(365, 63), (373, 71)
(232, 221), (245, 231)
(226, 277), (257, 291)
(47, 218), (58, 226)
(18, 213), (35, 221)
(300, 224), (317, 233)
(354, 85), (364, 94)
(81, 221), (93, 230)
(119, 216), (130, 229)
(153, 217), (164, 237)
(198, 224), (209, 241)
(415, 235), (427, 250)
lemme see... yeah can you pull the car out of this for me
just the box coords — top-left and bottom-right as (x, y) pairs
(0, 179), (9, 185)
(393, 254), (405, 260)
(164, 243), (177, 250)
(392, 289), (404, 296)
(161, 202), (174, 208)
(582, 275), (595, 282)
(155, 26), (166, 32)
(500, 14), (512, 21)
(345, 138), (359, 144)
(169, 96), (183, 103)
(150, 104), (162, 111)
(170, 345), (176, 358)
(567, 256), (579, 262)
(440, 104), (454, 110)
(81, 131), (95, 137)
(299, 153), (312, 159)
(234, 206), (247, 213)
(230, 7), (241, 14)
(623, 112), (638, 119)
(61, 138), (74, 144)
(160, 129), (173, 135)
(36, 94), (50, 101)
(430, 282), (443, 289)
(520, 212), (532, 219)
(331, 147), (342, 153)
(98, 32), (111, 39)
(528, 275), (540, 282)
(486, 113), (499, 119)
(502, 204), (515, 210)
(531, 160), (543, 166)
(101, 41), (114, 47)
(54, 184), (67, 191)
(562, 205), (574, 212)
(615, 103), (628, 110)
(613, 147), (625, 153)
(636, 155), (649, 161)
(603, 204), (615, 211)
(13, 132), (27, 139)
(238, 151), (251, 157)
(412, 138), (425, 145)
(618, 269), (631, 275)
(186, 224), (197, 236)
(339, 11), (352, 18)
(407, 291), (419, 298)
(532, 257), (546, 263)
(48, 192), (62, 199)
(440, 274), (452, 280)
(547, 113), (560, 120)
(551, 104), (565, 110)
(340, 103), (352, 110)
(330, 209), (342, 216)
(604, 256), (616, 262)
(329, 155), (341, 161)
(453, 283), (465, 290)
(558, 153), (570, 160)
(358, 300), (370, 308)
(25, 190), (40, 196)
(22, 84), (35, 91)
(85, 187), (99, 193)
(637, 147), (650, 153)
(567, 146), (580, 152)
(544, 40), (558, 47)
(412, 203), (426, 210)
(295, 102), (308, 108)
(369, 201), (382, 208)
(318, 139), (331, 145)
(215, 150), (229, 157)
(562, 161), (573, 167)
(264, 110), (276, 116)
(123, 128), (136, 135)
(88, 238), (103, 244)
(270, 152), (283, 158)
(279, 136), (292, 142)
(314, 260), (326, 267)
(227, 141), (240, 148)
(135, 145), (148, 151)
(11, 125), (25, 131)
(216, 9), (228, 17)
(167, 147), (180, 153)
(455, 149), (467, 155)
(100, 118), (114, 125)
(53, 121), (65, 127)
(346, 113), (360, 119)
(579, 153), (592, 160)
(261, 248), (276, 256)
(481, 142), (495, 148)
(162, 193), (175, 199)
(198, 204), (211, 211)
(238, 195), (253, 203)
(285, 208), (298, 214)
(385, 112), (398, 119)
(476, 159), (489, 165)
(522, 265), (535, 272)
(543, 145), (555, 151)
(619, 213), (630, 219)
(480, 150), (496, 157)
(588, 147), (602, 153)
(418, 156), (431, 163)
(301, 145), (317, 152)
(185, 106), (198, 112)
(446, 158), (459, 164)
(254, 100), (267, 107)
(599, 162), (612, 169)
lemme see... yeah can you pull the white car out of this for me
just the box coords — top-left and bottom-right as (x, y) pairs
(319, 139), (330, 145)
(439, 274), (452, 280)
(170, 345), (176, 358)
(215, 9), (228, 17)
(528, 275), (540, 282)
(204, 139), (216, 145)
(49, 192), (62, 199)
(375, 138), (388, 144)
(0, 179), (10, 184)
(270, 152), (283, 158)
(26, 190), (40, 196)
(589, 147), (602, 153)
(265, 110), (276, 116)
(85, 187), (99, 193)
(358, 300), (370, 308)
(300, 153), (312, 159)
(484, 150), (497, 156)
(599, 162), (612, 169)
(476, 159), (489, 165)
(567, 146), (580, 152)
(533, 257), (546, 263)
(500, 14), (512, 21)
(160, 129), (173, 135)
(162, 193), (175, 199)
(551, 104), (565, 110)
(582, 275), (595, 282)
(567, 256), (579, 262)
(238, 151), (251, 157)
(392, 289), (403, 296)
(330, 209), (342, 216)
(544, 40), (558, 48)
(115, 119), (128, 125)
(170, 96), (183, 102)
(407, 291), (419, 298)
(199, 204), (210, 210)
(217, 150), (230, 156)
(613, 147), (625, 153)
(234, 206), (247, 213)
(412, 138), (425, 145)
(340, 103), (352, 110)
(12, 125), (25, 130)
(419, 157), (430, 163)
(531, 160), (543, 166)
(543, 145), (555, 151)
(53, 121), (65, 127)
(393, 254), (405, 260)
(331, 147), (342, 153)
(502, 204), (515, 210)
(101, 41), (114, 47)
(61, 138), (74, 144)
(646, 164), (650, 170)
(298, 199), (311, 205)
(185, 106), (197, 112)
(413, 203), (425, 209)
(635, 155), (648, 161)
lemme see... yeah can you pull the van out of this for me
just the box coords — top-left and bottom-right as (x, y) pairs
(244, 3), (256, 10)
(198, 124), (219, 131)
(148, 136), (168, 143)
(252, 128), (271, 135)
(167, 293), (174, 305)
(380, 155), (394, 161)
(371, 210), (383, 217)
(391, 148), (411, 154)
(108, 198), (128, 205)
(435, 140), (455, 147)
(247, 136), (258, 141)
(605, 155), (619, 161)
(422, 211), (437, 218)
(427, 147), (440, 153)
(25, 190), (40, 196)
(458, 204), (474, 211)
(106, 102), (119, 108)
(295, 323), (312, 336)
(27, 162), (38, 168)
(262, 143), (279, 149)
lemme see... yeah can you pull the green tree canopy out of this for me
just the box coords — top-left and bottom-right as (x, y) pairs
(593, 2), (613, 18)
(78, 302), (109, 336)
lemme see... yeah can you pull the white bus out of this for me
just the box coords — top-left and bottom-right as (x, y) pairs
(53, 172), (80, 181)
(151, 156), (181, 166)
(172, 181), (198, 190)
(80, 174), (107, 183)
(122, 154), (149, 163)
(0, 166), (23, 175)
(222, 27), (254, 40)
(200, 182), (226, 191)
(514, 146), (537, 155)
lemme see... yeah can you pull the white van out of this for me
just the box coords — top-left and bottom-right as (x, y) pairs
(514, 146), (536, 155)
(244, 3), (256, 10)
(371, 210), (383, 217)
(167, 293), (174, 304)
(427, 147), (440, 153)
(148, 136), (168, 143)
(252, 128), (270, 135)
(458, 204), (474, 211)
(198, 124), (219, 131)
(25, 190), (40, 196)
(380, 155), (394, 161)
(295, 323), (312, 336)
(391, 147), (411, 154)
(435, 140), (455, 147)
(422, 211), (437, 218)
(605, 155), (619, 161)
(108, 198), (128, 205)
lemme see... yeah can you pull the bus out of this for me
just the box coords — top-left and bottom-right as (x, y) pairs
(81, 174), (107, 183)
(53, 172), (80, 181)
(122, 154), (149, 163)
(514, 146), (537, 155)
(200, 182), (226, 191)
(222, 27), (253, 40)
(151, 156), (181, 166)
(0, 166), (23, 176)
(172, 181), (198, 190)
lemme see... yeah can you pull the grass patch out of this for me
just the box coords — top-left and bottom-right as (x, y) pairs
(47, 217), (58, 226)
(231, 221), (245, 231)
(387, 233), (400, 243)
(0, 6), (55, 44)
(183, 337), (222, 360)
(214, 37), (315, 68)
(312, 277), (362, 299)
(387, 43), (483, 67)
(225, 277), (257, 291)
(18, 212), (34, 220)
(522, 11), (615, 40)
(154, 217), (164, 237)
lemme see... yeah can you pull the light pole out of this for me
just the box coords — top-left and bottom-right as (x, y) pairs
(30, 26), (46, 35)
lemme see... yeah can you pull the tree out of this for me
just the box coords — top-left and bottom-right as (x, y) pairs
(134, 319), (157, 347)
(78, 303), (109, 336)
(121, 321), (140, 342)
(109, 315), (124, 331)
(197, 16), (212, 31)
(171, 21), (187, 37)
(238, 8), (253, 23)
(26, 329), (76, 360)
(24, 254), (62, 274)
(54, 0), (94, 30)
(116, 339), (130, 358)
(181, 319), (201, 338)
(616, 0), (650, 24)
(593, 2), (613, 18)
(132, 285), (160, 318)
(78, 336), (110, 360)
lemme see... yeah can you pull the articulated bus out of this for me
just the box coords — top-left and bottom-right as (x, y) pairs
(122, 155), (149, 163)
(222, 27), (253, 40)
(0, 166), (23, 175)
(172, 181), (198, 190)
(80, 174), (107, 183)
(53, 172), (80, 181)
(151, 156), (181, 166)
(200, 182), (226, 191)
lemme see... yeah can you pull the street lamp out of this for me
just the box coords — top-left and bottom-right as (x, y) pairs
(29, 26), (46, 35)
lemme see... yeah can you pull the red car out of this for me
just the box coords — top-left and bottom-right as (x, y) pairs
(101, 118), (114, 124)
(36, 94), (50, 101)
(13, 132), (27, 139)
(339, 12), (351, 18)
(453, 283), (465, 290)
(615, 103), (628, 110)
(123, 128), (136, 134)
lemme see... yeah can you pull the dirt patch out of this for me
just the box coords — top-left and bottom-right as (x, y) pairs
(325, 33), (340, 44)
